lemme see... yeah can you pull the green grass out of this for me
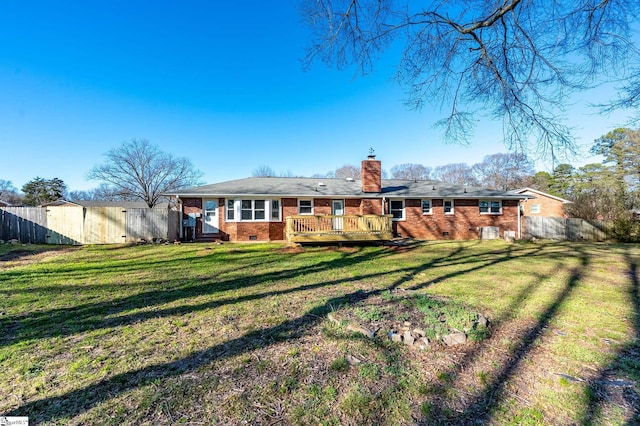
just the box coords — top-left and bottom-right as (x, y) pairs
(0, 240), (638, 425)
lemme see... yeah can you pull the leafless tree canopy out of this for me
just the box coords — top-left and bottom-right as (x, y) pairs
(390, 163), (431, 180)
(88, 139), (204, 208)
(472, 152), (535, 190)
(252, 165), (278, 177)
(432, 163), (478, 186)
(302, 0), (640, 156)
(333, 164), (362, 179)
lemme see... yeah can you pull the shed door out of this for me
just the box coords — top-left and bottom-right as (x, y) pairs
(203, 199), (219, 234)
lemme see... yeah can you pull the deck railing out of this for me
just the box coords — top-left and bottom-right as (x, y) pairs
(285, 214), (393, 243)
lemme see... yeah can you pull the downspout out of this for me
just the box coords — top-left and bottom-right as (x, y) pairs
(178, 196), (184, 240)
(517, 199), (521, 239)
(382, 197), (386, 215)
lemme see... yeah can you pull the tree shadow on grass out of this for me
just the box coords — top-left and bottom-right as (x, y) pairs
(412, 245), (591, 424)
(579, 248), (640, 425)
(2, 242), (549, 423)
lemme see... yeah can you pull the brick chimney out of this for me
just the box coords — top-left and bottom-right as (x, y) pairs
(361, 154), (382, 193)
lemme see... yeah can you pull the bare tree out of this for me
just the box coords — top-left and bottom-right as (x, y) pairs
(472, 153), (534, 190)
(334, 164), (361, 179)
(0, 179), (22, 205)
(252, 165), (278, 177)
(432, 163), (478, 186)
(390, 163), (431, 180)
(302, 0), (640, 156)
(88, 139), (204, 208)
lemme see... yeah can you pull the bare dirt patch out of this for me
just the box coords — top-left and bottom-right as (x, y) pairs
(0, 247), (73, 268)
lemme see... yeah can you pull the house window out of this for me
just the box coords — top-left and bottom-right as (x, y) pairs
(479, 200), (502, 214)
(241, 200), (253, 220)
(298, 199), (313, 215)
(530, 204), (541, 214)
(254, 200), (266, 220)
(421, 199), (432, 215)
(271, 200), (281, 220)
(390, 199), (404, 220)
(226, 199), (235, 221)
(444, 199), (454, 215)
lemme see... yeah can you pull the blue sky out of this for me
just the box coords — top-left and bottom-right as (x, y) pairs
(0, 1), (635, 191)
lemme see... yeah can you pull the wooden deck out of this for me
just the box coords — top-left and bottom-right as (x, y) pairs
(285, 214), (393, 243)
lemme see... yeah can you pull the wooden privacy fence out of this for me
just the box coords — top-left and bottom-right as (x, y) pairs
(0, 206), (180, 244)
(523, 217), (612, 241)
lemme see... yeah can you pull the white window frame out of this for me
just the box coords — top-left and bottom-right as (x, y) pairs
(226, 199), (281, 222)
(530, 204), (541, 214)
(444, 199), (454, 215)
(421, 199), (432, 215)
(390, 199), (405, 221)
(271, 199), (281, 221)
(226, 199), (235, 221)
(479, 199), (502, 215)
(298, 199), (313, 215)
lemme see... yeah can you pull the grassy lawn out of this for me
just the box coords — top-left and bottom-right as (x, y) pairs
(0, 240), (638, 425)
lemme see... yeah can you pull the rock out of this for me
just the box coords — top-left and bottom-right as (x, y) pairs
(416, 337), (430, 350)
(443, 332), (467, 346)
(403, 321), (412, 327)
(476, 314), (488, 328)
(0, 240), (5, 244)
(389, 331), (403, 343)
(403, 330), (415, 346)
(327, 312), (340, 324)
(345, 354), (362, 365)
(347, 324), (375, 339)
(9, 239), (19, 244)
(413, 328), (426, 337)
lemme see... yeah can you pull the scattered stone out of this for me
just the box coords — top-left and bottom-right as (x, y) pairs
(438, 314), (446, 322)
(413, 328), (426, 337)
(173, 240), (181, 245)
(416, 337), (430, 350)
(555, 373), (582, 382)
(347, 324), (375, 339)
(476, 314), (488, 328)
(8, 239), (19, 244)
(403, 321), (412, 327)
(327, 312), (340, 324)
(443, 332), (467, 346)
(345, 354), (362, 365)
(403, 330), (415, 346)
(389, 331), (403, 343)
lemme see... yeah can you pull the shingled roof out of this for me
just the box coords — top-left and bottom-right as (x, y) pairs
(166, 177), (528, 200)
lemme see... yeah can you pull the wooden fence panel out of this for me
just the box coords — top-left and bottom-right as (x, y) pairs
(46, 206), (84, 245)
(84, 207), (127, 244)
(126, 208), (170, 242)
(0, 207), (48, 243)
(524, 217), (611, 241)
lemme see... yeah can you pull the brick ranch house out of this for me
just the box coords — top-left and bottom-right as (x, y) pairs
(166, 156), (530, 243)
(510, 187), (572, 217)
